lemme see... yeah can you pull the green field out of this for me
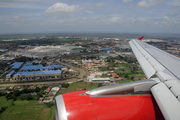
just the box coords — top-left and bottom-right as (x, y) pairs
(0, 100), (55, 120)
(0, 96), (13, 107)
(57, 81), (99, 95)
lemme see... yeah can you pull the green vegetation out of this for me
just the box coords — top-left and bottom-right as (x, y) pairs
(0, 63), (9, 68)
(71, 47), (87, 51)
(0, 106), (8, 114)
(0, 73), (8, 79)
(0, 96), (13, 107)
(46, 103), (54, 108)
(61, 83), (69, 88)
(49, 106), (55, 120)
(14, 56), (34, 62)
(5, 86), (47, 101)
(57, 81), (99, 95)
(0, 100), (54, 120)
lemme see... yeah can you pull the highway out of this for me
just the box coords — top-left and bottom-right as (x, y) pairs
(0, 78), (78, 87)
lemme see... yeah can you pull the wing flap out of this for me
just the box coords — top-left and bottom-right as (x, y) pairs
(156, 71), (176, 81)
(151, 83), (180, 120)
(138, 57), (156, 79)
(165, 80), (180, 97)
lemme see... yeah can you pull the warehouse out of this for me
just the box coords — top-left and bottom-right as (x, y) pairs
(8, 62), (64, 81)
(10, 62), (24, 70)
(6, 70), (15, 80)
(20, 63), (64, 72)
(11, 70), (61, 81)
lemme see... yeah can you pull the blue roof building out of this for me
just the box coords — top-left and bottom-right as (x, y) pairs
(101, 48), (113, 51)
(100, 54), (110, 57)
(20, 63), (64, 71)
(10, 62), (24, 69)
(10, 62), (65, 81)
(6, 70), (15, 78)
(14, 70), (61, 76)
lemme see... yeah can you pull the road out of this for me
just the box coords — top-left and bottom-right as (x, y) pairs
(0, 78), (78, 87)
(0, 60), (87, 87)
(55, 60), (86, 79)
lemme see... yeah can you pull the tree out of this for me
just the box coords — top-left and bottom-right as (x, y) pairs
(13, 90), (20, 97)
(20, 95), (26, 100)
(125, 74), (129, 78)
(22, 88), (31, 93)
(46, 103), (54, 108)
(0, 106), (8, 113)
(131, 77), (134, 81)
(98, 83), (103, 87)
(62, 83), (69, 88)
(37, 93), (43, 97)
(6, 93), (13, 100)
(26, 94), (33, 100)
(35, 87), (40, 92)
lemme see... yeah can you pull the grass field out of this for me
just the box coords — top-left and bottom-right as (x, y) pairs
(0, 100), (55, 120)
(0, 96), (13, 107)
(57, 81), (99, 95)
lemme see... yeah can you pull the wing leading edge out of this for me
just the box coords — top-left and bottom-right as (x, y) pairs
(129, 38), (180, 120)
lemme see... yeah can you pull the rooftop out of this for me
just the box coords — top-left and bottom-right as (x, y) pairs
(11, 62), (24, 69)
(20, 63), (64, 71)
(6, 70), (15, 76)
(14, 70), (61, 76)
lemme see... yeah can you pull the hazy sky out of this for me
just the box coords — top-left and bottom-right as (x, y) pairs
(0, 0), (180, 34)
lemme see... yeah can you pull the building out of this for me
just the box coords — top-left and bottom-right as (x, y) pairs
(88, 77), (114, 83)
(7, 62), (64, 81)
(10, 62), (24, 70)
(48, 87), (60, 96)
(6, 70), (15, 80)
(43, 97), (53, 103)
(11, 70), (61, 81)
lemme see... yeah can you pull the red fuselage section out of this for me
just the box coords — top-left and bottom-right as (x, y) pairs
(62, 91), (164, 120)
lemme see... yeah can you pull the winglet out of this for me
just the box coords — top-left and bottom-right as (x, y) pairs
(137, 36), (144, 41)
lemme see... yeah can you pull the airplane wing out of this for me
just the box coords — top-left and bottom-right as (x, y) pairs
(129, 37), (180, 120)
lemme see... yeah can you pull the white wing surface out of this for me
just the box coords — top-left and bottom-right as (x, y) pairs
(129, 39), (180, 120)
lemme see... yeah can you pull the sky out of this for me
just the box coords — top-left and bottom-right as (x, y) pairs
(0, 0), (180, 34)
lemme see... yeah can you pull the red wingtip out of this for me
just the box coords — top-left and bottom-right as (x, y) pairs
(137, 36), (144, 41)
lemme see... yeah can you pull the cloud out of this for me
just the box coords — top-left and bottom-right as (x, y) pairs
(137, 0), (165, 7)
(95, 2), (105, 6)
(0, 2), (44, 9)
(13, 16), (19, 19)
(0, 0), (43, 2)
(5, 22), (17, 25)
(123, 0), (133, 2)
(110, 17), (120, 22)
(45, 2), (83, 14)
(164, 15), (170, 21)
(168, 0), (180, 6)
